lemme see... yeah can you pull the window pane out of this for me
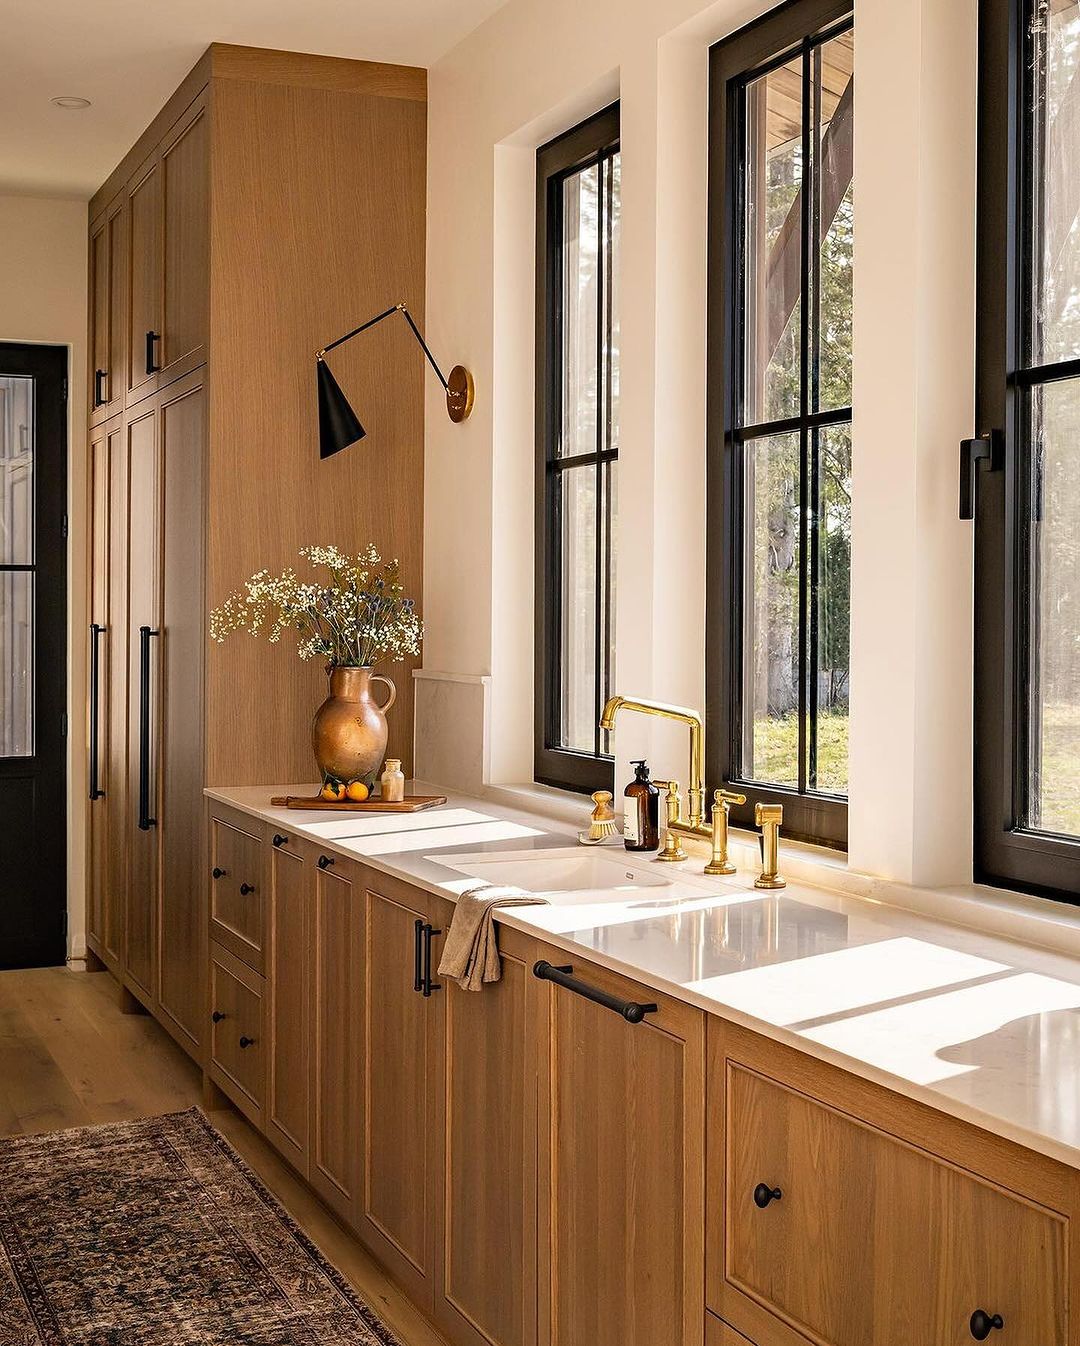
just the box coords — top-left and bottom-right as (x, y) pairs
(813, 423), (851, 793)
(600, 459), (617, 756)
(607, 155), (621, 454)
(559, 163), (600, 458)
(742, 431), (801, 787)
(743, 55), (804, 425)
(1, 375), (34, 564)
(557, 465), (599, 753)
(1027, 377), (1080, 837)
(1, 570), (33, 757)
(813, 32), (854, 413)
(1031, 0), (1080, 367)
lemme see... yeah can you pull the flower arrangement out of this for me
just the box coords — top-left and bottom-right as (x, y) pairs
(210, 544), (422, 668)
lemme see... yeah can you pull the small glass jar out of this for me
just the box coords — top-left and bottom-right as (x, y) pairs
(381, 758), (405, 803)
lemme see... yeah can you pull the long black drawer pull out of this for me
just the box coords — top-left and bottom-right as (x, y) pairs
(137, 625), (159, 830)
(94, 368), (107, 406)
(970, 1310), (1004, 1340)
(413, 918), (424, 993)
(533, 960), (658, 1023)
(754, 1183), (782, 1208)
(145, 329), (161, 374)
(421, 923), (441, 997)
(89, 623), (106, 800)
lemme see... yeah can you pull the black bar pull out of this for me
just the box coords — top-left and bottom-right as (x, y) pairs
(145, 330), (161, 374)
(89, 623), (106, 800)
(413, 918), (424, 993)
(137, 625), (159, 830)
(421, 923), (442, 997)
(93, 368), (107, 407)
(969, 1310), (1004, 1340)
(959, 430), (1002, 519)
(533, 960), (658, 1024)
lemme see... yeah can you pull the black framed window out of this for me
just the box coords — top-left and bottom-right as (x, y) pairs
(535, 104), (620, 794)
(974, 0), (1080, 901)
(707, 0), (854, 847)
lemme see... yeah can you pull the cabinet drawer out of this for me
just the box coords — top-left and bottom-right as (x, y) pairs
(209, 815), (265, 971)
(707, 1314), (756, 1346)
(723, 1062), (1067, 1346)
(209, 944), (265, 1127)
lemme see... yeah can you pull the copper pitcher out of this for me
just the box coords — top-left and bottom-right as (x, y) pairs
(312, 665), (396, 784)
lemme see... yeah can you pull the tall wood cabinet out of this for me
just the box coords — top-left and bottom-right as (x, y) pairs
(84, 44), (427, 1062)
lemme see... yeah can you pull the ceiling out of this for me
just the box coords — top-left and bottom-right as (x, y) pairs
(0, 0), (506, 198)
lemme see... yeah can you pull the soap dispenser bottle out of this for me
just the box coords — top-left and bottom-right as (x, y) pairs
(624, 760), (660, 853)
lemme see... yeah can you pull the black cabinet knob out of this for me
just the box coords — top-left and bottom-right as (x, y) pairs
(239, 1035), (255, 1049)
(272, 833), (288, 847)
(753, 1183), (783, 1208)
(211, 1010), (226, 1023)
(970, 1310), (1004, 1340)
(212, 867), (226, 879)
(239, 882), (256, 895)
(317, 854), (334, 869)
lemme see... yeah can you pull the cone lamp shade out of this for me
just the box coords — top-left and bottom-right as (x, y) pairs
(317, 356), (366, 459)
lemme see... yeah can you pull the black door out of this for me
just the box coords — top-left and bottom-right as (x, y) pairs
(0, 344), (67, 969)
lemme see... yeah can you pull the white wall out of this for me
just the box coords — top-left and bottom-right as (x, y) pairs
(0, 193), (89, 959)
(420, 0), (979, 889)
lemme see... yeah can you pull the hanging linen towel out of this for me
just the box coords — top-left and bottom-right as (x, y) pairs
(438, 883), (549, 991)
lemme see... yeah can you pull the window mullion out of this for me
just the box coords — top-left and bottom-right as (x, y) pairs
(796, 38), (813, 798)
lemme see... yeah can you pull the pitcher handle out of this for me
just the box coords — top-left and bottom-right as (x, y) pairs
(371, 674), (397, 714)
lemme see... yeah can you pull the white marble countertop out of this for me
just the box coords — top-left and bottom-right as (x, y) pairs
(206, 781), (1080, 1170)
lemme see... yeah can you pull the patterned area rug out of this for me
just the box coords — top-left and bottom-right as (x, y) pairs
(0, 1107), (403, 1344)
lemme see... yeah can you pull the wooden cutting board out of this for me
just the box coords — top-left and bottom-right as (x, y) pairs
(269, 793), (448, 813)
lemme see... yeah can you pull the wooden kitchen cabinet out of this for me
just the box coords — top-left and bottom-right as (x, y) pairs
(88, 195), (126, 424)
(210, 941), (265, 1128)
(265, 833), (311, 1174)
(209, 806), (264, 972)
(125, 152), (161, 404)
(708, 1018), (1077, 1346)
(535, 943), (706, 1346)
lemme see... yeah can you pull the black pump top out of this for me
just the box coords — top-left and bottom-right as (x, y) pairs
(631, 760), (651, 781)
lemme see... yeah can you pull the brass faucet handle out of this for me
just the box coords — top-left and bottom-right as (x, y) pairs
(653, 780), (688, 863)
(715, 788), (747, 807)
(755, 801), (783, 826)
(704, 789), (740, 876)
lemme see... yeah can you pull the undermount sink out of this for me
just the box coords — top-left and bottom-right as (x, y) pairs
(432, 847), (672, 900)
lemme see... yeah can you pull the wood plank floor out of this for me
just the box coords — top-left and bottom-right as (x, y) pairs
(0, 965), (447, 1346)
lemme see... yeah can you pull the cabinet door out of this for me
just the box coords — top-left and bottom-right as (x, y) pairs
(358, 873), (443, 1312)
(127, 154), (162, 405)
(435, 920), (538, 1346)
(209, 814), (265, 970)
(267, 837), (311, 1175)
(310, 853), (362, 1221)
(707, 1315), (756, 1346)
(123, 402), (160, 1002)
(537, 945), (705, 1346)
(210, 942), (265, 1129)
(160, 99), (208, 382)
(89, 201), (126, 424)
(157, 372), (206, 1055)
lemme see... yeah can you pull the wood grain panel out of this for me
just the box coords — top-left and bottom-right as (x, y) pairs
(536, 945), (706, 1346)
(310, 856), (362, 1222)
(706, 1314), (756, 1346)
(209, 816), (264, 970)
(209, 942), (265, 1127)
(435, 920), (538, 1346)
(126, 153), (161, 404)
(160, 99), (208, 381)
(103, 418), (128, 968)
(157, 373), (207, 1056)
(266, 841), (310, 1175)
(205, 75), (426, 784)
(87, 420), (111, 954)
(208, 43), (425, 99)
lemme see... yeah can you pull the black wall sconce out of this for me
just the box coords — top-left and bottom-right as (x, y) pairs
(315, 302), (474, 459)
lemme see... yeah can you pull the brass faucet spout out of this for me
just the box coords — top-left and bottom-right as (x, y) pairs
(598, 694), (707, 829)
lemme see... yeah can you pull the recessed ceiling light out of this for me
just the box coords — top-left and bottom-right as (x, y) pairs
(51, 96), (91, 110)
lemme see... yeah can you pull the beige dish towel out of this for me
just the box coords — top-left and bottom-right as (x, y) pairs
(438, 883), (549, 991)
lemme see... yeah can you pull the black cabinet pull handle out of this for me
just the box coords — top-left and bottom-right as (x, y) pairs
(533, 960), (657, 1023)
(89, 623), (106, 800)
(272, 833), (288, 847)
(137, 626), (159, 830)
(212, 867), (226, 879)
(753, 1183), (783, 1208)
(317, 854), (334, 869)
(239, 882), (256, 895)
(211, 1010), (226, 1023)
(145, 329), (161, 374)
(421, 922), (442, 997)
(970, 1310), (1004, 1340)
(94, 368), (107, 406)
(239, 1035), (255, 1049)
(413, 918), (424, 993)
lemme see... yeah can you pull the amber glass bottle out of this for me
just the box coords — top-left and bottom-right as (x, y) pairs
(623, 760), (660, 852)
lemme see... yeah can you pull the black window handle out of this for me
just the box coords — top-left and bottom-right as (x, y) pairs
(94, 368), (107, 406)
(317, 854), (334, 870)
(239, 882), (256, 896)
(212, 867), (226, 879)
(753, 1183), (783, 1208)
(89, 623), (106, 800)
(211, 1010), (226, 1023)
(137, 625), (159, 830)
(421, 922), (441, 997)
(970, 1311), (1004, 1341)
(145, 329), (161, 374)
(239, 1035), (255, 1049)
(272, 833), (288, 847)
(959, 430), (1002, 519)
(533, 960), (657, 1023)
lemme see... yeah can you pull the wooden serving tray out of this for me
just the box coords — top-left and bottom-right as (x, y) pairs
(269, 793), (447, 813)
